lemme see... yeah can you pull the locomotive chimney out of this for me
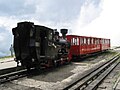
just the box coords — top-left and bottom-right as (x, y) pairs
(60, 29), (68, 39)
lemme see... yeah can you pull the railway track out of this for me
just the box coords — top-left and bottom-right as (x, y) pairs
(0, 67), (27, 84)
(62, 53), (120, 90)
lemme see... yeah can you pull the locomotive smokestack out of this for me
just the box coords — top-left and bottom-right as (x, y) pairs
(60, 29), (68, 39)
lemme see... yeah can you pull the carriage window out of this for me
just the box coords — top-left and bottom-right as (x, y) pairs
(96, 39), (98, 44)
(100, 39), (101, 44)
(80, 38), (82, 45)
(96, 39), (99, 44)
(106, 40), (108, 44)
(107, 40), (109, 44)
(103, 39), (105, 44)
(73, 38), (75, 45)
(95, 39), (97, 44)
(93, 38), (95, 44)
(77, 38), (79, 45)
(102, 39), (104, 44)
(101, 39), (103, 44)
(84, 38), (86, 44)
(71, 38), (75, 45)
(75, 38), (77, 45)
(96, 39), (97, 44)
(91, 38), (93, 44)
(80, 38), (83, 45)
(88, 38), (90, 45)
(94, 39), (96, 44)
(71, 38), (79, 45)
(74, 38), (77, 45)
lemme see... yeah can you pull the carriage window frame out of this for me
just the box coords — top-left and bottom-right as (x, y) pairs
(71, 38), (73, 45)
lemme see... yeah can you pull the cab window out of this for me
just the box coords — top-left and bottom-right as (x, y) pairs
(48, 31), (53, 40)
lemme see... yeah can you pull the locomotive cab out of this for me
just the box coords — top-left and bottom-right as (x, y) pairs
(12, 22), (58, 68)
(12, 22), (35, 68)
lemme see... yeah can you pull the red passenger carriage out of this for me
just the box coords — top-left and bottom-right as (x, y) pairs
(100, 38), (110, 51)
(66, 35), (110, 59)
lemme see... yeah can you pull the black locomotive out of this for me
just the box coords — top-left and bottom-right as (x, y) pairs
(12, 22), (70, 69)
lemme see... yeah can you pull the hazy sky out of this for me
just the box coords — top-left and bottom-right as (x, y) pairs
(0, 0), (120, 56)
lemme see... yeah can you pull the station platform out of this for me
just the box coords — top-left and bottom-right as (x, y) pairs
(0, 57), (14, 63)
(0, 57), (17, 70)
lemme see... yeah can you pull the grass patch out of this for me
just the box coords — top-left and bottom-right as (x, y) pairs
(102, 50), (118, 55)
(0, 56), (14, 61)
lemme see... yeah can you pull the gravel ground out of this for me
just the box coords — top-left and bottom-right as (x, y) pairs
(97, 62), (120, 90)
(0, 50), (118, 90)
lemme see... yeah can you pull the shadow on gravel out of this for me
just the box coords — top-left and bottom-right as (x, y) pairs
(26, 63), (77, 82)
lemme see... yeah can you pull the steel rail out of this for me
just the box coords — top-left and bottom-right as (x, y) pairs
(0, 67), (25, 75)
(0, 69), (27, 84)
(62, 53), (120, 90)
(69, 55), (120, 90)
(0, 66), (27, 84)
(84, 62), (119, 90)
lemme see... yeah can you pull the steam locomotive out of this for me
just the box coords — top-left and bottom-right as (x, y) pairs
(12, 22), (71, 69)
(12, 21), (110, 70)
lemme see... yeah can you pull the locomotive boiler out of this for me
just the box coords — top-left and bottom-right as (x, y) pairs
(12, 21), (70, 69)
